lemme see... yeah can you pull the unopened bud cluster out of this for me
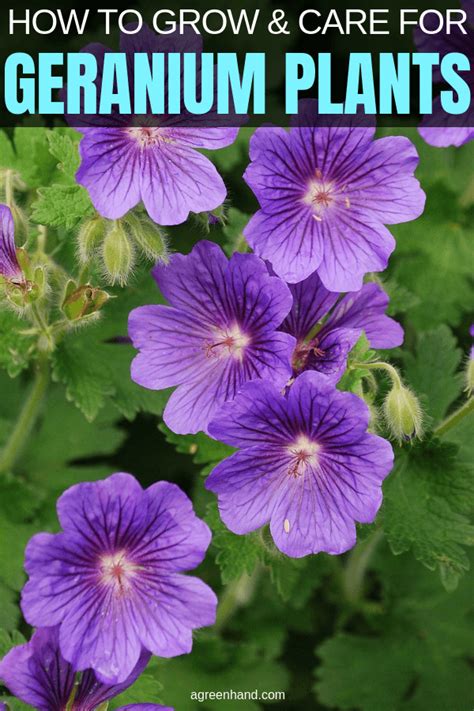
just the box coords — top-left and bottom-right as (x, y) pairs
(77, 214), (168, 286)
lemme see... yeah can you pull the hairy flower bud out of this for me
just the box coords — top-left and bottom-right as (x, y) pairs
(383, 383), (423, 444)
(102, 221), (134, 286)
(125, 213), (168, 263)
(77, 217), (106, 264)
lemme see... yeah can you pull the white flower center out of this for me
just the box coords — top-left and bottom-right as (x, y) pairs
(99, 550), (141, 592)
(303, 169), (350, 221)
(205, 323), (251, 361)
(287, 435), (320, 477)
(126, 126), (173, 148)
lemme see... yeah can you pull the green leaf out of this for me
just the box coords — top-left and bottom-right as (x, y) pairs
(20, 387), (124, 476)
(315, 551), (474, 711)
(0, 309), (35, 378)
(0, 628), (26, 657)
(206, 503), (263, 584)
(222, 207), (251, 255)
(0, 131), (16, 169)
(159, 424), (234, 467)
(382, 439), (474, 590)
(267, 554), (329, 608)
(403, 325), (463, 424)
(51, 336), (114, 422)
(31, 184), (95, 230)
(159, 635), (289, 711)
(10, 128), (58, 189)
(0, 515), (34, 591)
(46, 129), (81, 177)
(391, 216), (472, 330)
(110, 662), (164, 709)
(0, 581), (21, 631)
(52, 329), (167, 422)
(382, 277), (420, 316)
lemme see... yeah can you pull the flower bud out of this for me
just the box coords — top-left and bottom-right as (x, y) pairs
(383, 383), (423, 444)
(77, 217), (106, 264)
(62, 280), (110, 321)
(102, 221), (134, 286)
(125, 213), (168, 262)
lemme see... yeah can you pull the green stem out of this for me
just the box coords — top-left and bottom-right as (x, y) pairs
(342, 528), (384, 605)
(353, 360), (402, 388)
(214, 566), (261, 632)
(434, 397), (474, 437)
(0, 358), (49, 474)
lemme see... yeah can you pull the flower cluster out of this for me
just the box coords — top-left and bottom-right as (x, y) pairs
(126, 107), (424, 558)
(1, 473), (215, 707)
(129, 240), (403, 555)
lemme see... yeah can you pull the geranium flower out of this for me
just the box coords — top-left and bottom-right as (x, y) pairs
(0, 204), (23, 282)
(206, 372), (393, 557)
(20, 473), (216, 684)
(74, 25), (239, 226)
(243, 101), (425, 290)
(129, 241), (295, 434)
(282, 272), (403, 384)
(416, 0), (474, 147)
(0, 627), (172, 711)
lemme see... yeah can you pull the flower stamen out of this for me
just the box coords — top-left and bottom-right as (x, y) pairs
(205, 324), (250, 361)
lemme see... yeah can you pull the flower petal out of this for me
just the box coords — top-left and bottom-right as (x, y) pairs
(132, 574), (217, 658)
(206, 449), (287, 534)
(282, 271), (339, 340)
(0, 204), (21, 280)
(139, 481), (212, 571)
(76, 129), (141, 218)
(316, 218), (395, 292)
(140, 143), (227, 225)
(244, 208), (324, 284)
(323, 282), (404, 349)
(129, 305), (211, 389)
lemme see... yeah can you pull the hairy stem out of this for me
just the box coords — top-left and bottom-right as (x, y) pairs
(215, 566), (261, 632)
(434, 397), (474, 437)
(0, 358), (49, 474)
(353, 360), (402, 387)
(4, 169), (13, 206)
(342, 528), (384, 605)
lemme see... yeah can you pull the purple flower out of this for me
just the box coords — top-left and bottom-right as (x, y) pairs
(129, 241), (295, 434)
(243, 102), (425, 290)
(416, 1), (474, 147)
(0, 204), (23, 282)
(0, 627), (172, 711)
(74, 25), (238, 226)
(20, 473), (216, 684)
(282, 272), (403, 384)
(206, 372), (393, 557)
